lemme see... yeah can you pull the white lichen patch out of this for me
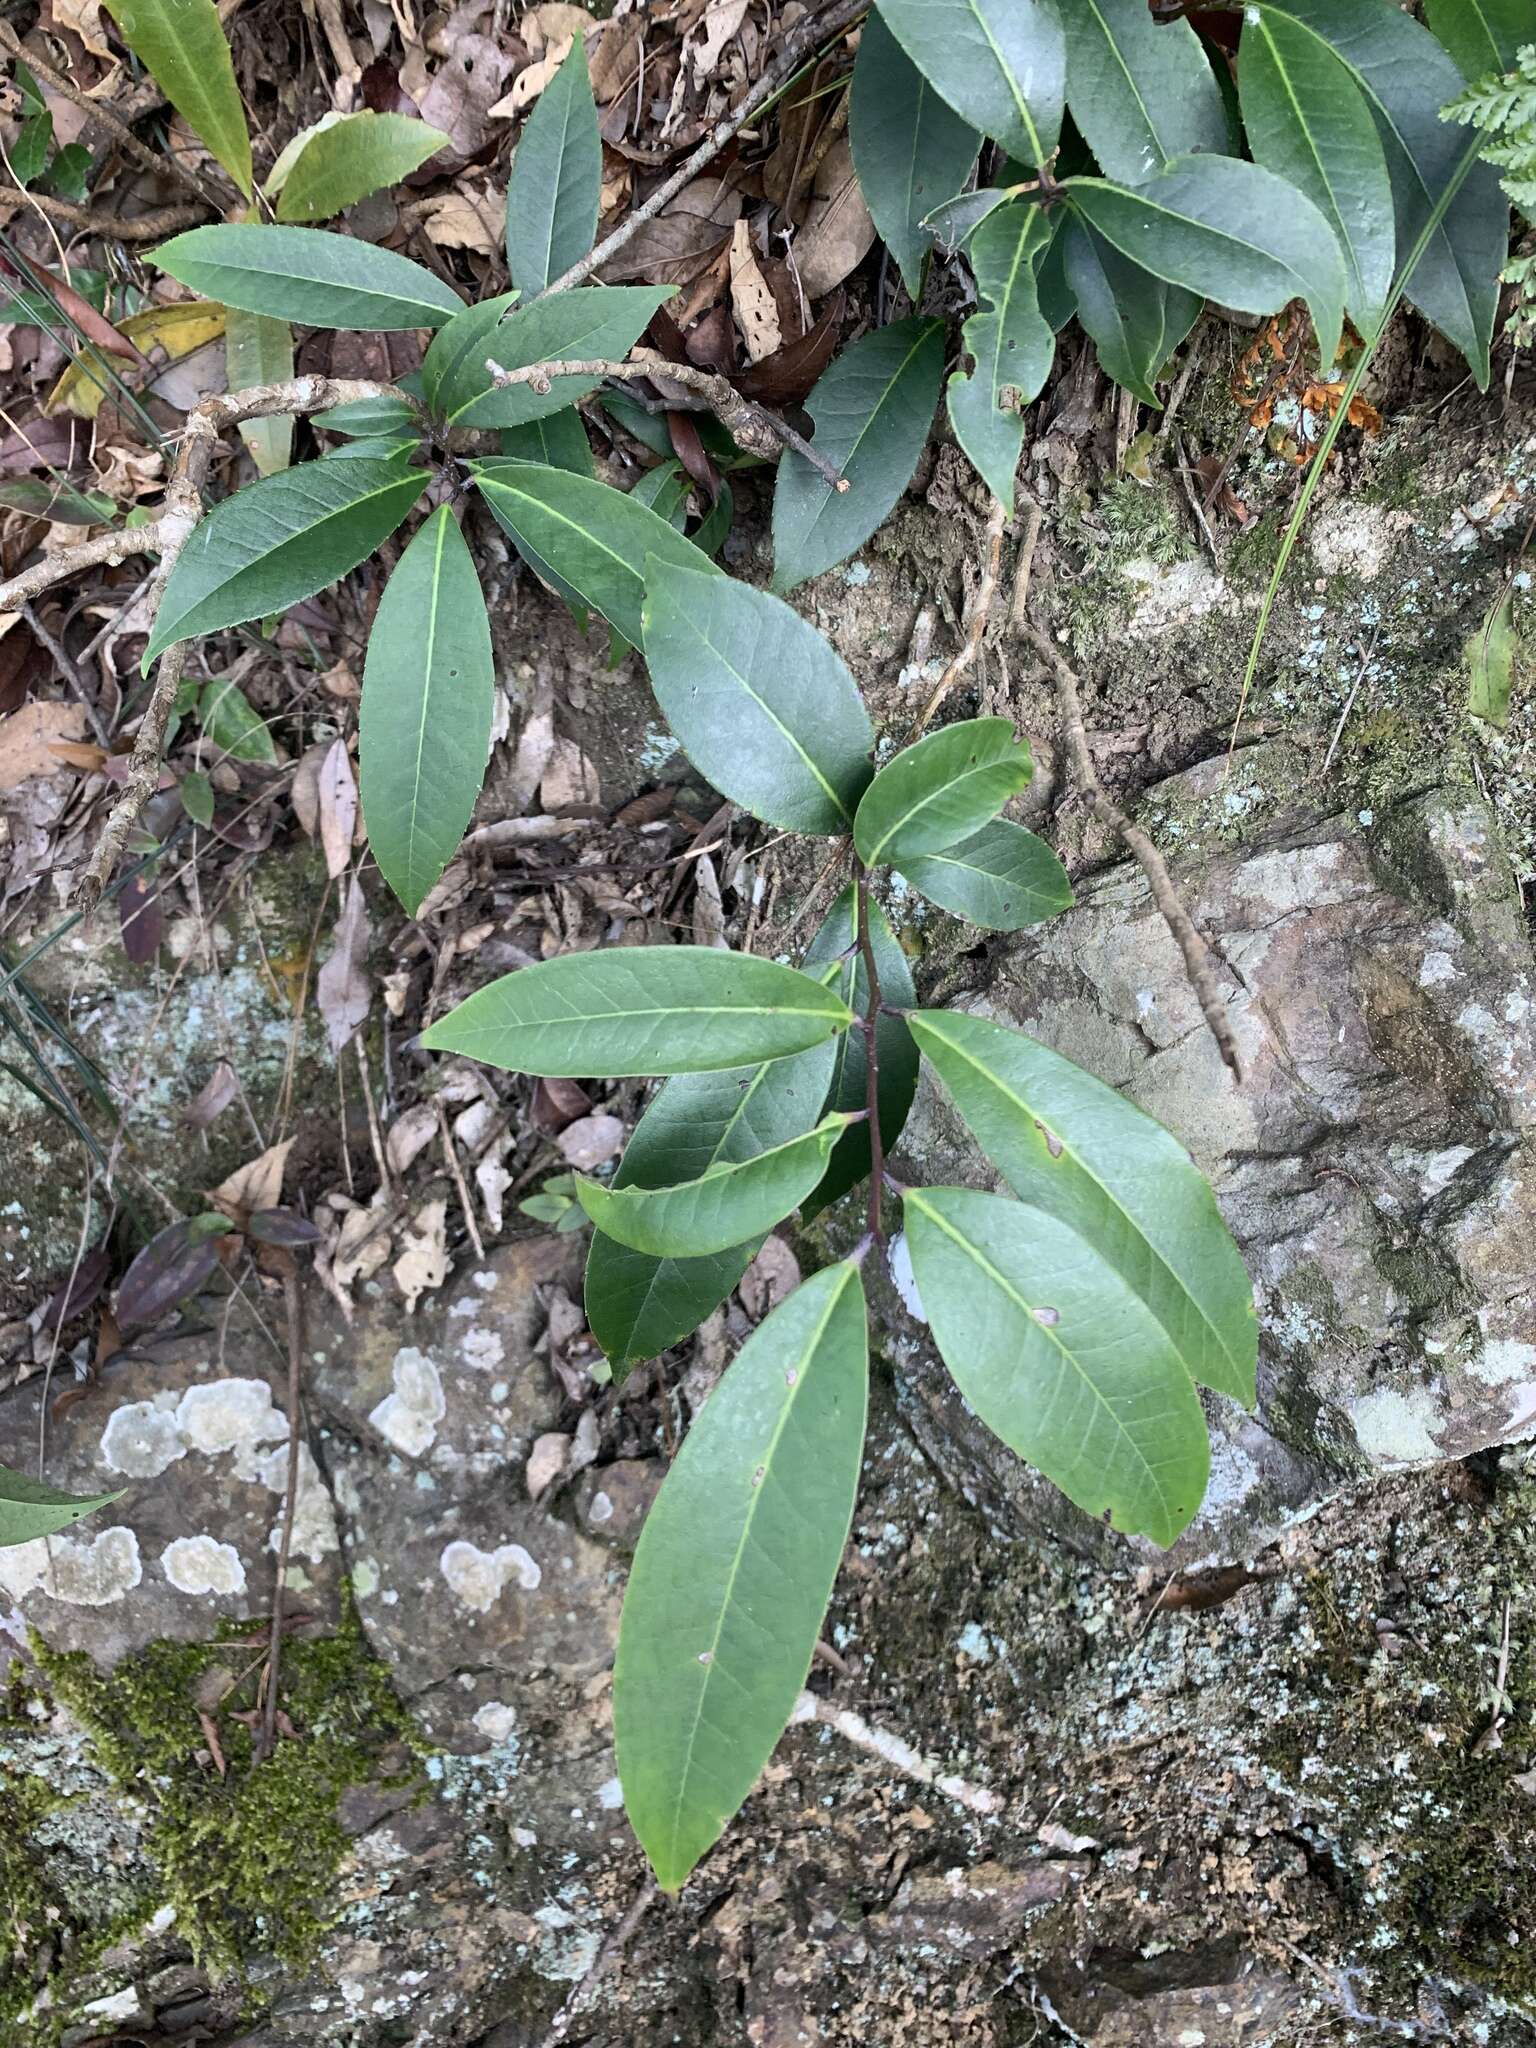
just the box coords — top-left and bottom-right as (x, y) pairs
(99, 1399), (187, 1479)
(0, 1525), (142, 1606)
(1469, 1337), (1536, 1388)
(460, 1327), (505, 1372)
(1119, 556), (1226, 633)
(1349, 1387), (1444, 1465)
(160, 1534), (247, 1597)
(440, 1539), (542, 1613)
(1307, 502), (1411, 580)
(175, 1378), (288, 1478)
(472, 1700), (518, 1744)
(888, 1232), (926, 1323)
(368, 1347), (446, 1457)
(257, 1442), (339, 1562)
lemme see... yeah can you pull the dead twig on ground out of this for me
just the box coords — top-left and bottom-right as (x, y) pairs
(436, 1099), (485, 1262)
(0, 189), (206, 240)
(1022, 621), (1245, 1081)
(910, 495), (1008, 736)
(535, 1874), (660, 2048)
(791, 1690), (1001, 1815)
(21, 601), (109, 745)
(253, 1263), (305, 1768)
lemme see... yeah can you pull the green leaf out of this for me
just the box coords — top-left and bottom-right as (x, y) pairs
(101, 0), (251, 197)
(691, 480), (733, 558)
(853, 717), (1032, 869)
(360, 506), (494, 914)
(0, 1464), (125, 1550)
(586, 1041), (839, 1374)
(1061, 0), (1226, 187)
(273, 111), (449, 223)
(1065, 154), (1348, 367)
(428, 285), (675, 430)
(498, 406), (594, 474)
(873, 0), (1064, 167)
(907, 1009), (1256, 1402)
(577, 1113), (851, 1258)
(1060, 215), (1200, 407)
(849, 10), (980, 295)
(506, 32), (601, 294)
(1258, 0), (1505, 382)
(0, 270), (108, 326)
(315, 396), (421, 438)
(903, 1187), (1210, 1547)
(641, 558), (874, 835)
(630, 461), (689, 527)
(145, 454), (424, 667)
(421, 946), (855, 1077)
(12, 106), (52, 187)
(615, 1261), (868, 1891)
(899, 819), (1072, 930)
(180, 770), (215, 826)
(225, 309), (295, 477)
(152, 224), (465, 331)
(198, 677), (276, 765)
(947, 201), (1055, 508)
(1237, 10), (1394, 337)
(1425, 0), (1534, 84)
(1466, 588), (1516, 729)
(801, 886), (918, 1219)
(0, 478), (115, 525)
(471, 460), (718, 647)
(772, 316), (945, 593)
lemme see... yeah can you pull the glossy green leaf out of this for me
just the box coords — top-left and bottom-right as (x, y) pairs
(873, 0), (1064, 167)
(801, 887), (918, 1219)
(360, 507), (494, 914)
(1259, 0), (1505, 383)
(899, 819), (1072, 930)
(1061, 0), (1225, 187)
(101, 0), (251, 196)
(921, 183), (1019, 253)
(429, 285), (674, 430)
(630, 461), (689, 527)
(498, 406), (594, 474)
(1065, 154), (1347, 366)
(506, 32), (601, 294)
(1466, 588), (1516, 729)
(1060, 215), (1200, 407)
(849, 10), (980, 294)
(0, 478), (115, 525)
(199, 677), (276, 765)
(225, 310), (294, 477)
(907, 1009), (1256, 1402)
(421, 947), (855, 1077)
(1238, 10), (1394, 336)
(641, 558), (874, 835)
(578, 1113), (852, 1258)
(145, 455), (424, 667)
(316, 396), (421, 438)
(152, 224), (465, 330)
(1425, 0), (1534, 78)
(853, 718), (1032, 869)
(772, 316), (945, 593)
(0, 1464), (125, 1550)
(273, 111), (449, 222)
(947, 200), (1055, 508)
(615, 1261), (868, 1891)
(586, 1042), (838, 1374)
(904, 1187), (1210, 1547)
(471, 460), (718, 647)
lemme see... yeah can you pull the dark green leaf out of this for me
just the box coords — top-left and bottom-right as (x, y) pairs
(641, 557), (874, 835)
(904, 1186), (1210, 1547)
(1065, 154), (1347, 366)
(873, 0), (1065, 167)
(630, 460), (689, 527)
(921, 183), (1018, 252)
(1062, 0), (1226, 186)
(199, 677), (276, 764)
(430, 285), (675, 429)
(152, 224), (465, 330)
(899, 818), (1072, 930)
(0, 478), (115, 525)
(615, 1261), (868, 1891)
(421, 946), (855, 1077)
(1238, 10), (1394, 336)
(498, 406), (594, 474)
(853, 717), (1033, 868)
(46, 142), (92, 203)
(1060, 215), (1200, 406)
(772, 316), (945, 593)
(1466, 588), (1517, 728)
(0, 1465), (125, 1550)
(12, 108), (51, 186)
(849, 10), (980, 294)
(947, 200), (1055, 507)
(101, 0), (252, 196)
(274, 112), (449, 222)
(1425, 0), (1534, 81)
(316, 395), (422, 437)
(506, 33), (601, 295)
(691, 479), (733, 557)
(180, 771), (215, 826)
(471, 460), (718, 647)
(360, 506), (495, 914)
(145, 454), (424, 665)
(0, 270), (108, 325)
(907, 1008), (1257, 1402)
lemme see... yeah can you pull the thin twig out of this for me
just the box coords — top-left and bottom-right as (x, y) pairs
(0, 523), (165, 612)
(790, 1691), (1000, 1816)
(436, 1099), (485, 1261)
(1321, 629), (1380, 776)
(539, 0), (867, 298)
(910, 495), (1008, 737)
(853, 867), (885, 1245)
(485, 352), (848, 492)
(253, 1264), (305, 1768)
(1022, 621), (1245, 1081)
(21, 602), (109, 745)
(535, 1874), (660, 2048)
(0, 189), (205, 240)
(1007, 497), (1043, 639)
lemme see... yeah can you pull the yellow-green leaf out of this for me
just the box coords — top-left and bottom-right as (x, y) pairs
(101, 0), (252, 197)
(273, 111), (450, 223)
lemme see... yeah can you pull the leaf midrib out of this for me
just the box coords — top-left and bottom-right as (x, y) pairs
(967, 0), (1046, 165)
(860, 754), (1018, 867)
(792, 321), (936, 547)
(402, 510), (448, 898)
(1078, 169), (1318, 311)
(1080, 0), (1168, 172)
(1248, 18), (1363, 309)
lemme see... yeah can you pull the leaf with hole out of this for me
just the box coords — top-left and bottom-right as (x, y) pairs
(849, 10), (980, 295)
(615, 1260), (867, 1891)
(101, 0), (252, 195)
(898, 818), (1072, 930)
(853, 717), (1032, 869)
(428, 285), (675, 430)
(272, 111), (450, 222)
(908, 1009), (1256, 1402)
(0, 1466), (125, 1550)
(145, 454), (424, 667)
(152, 225), (465, 330)
(947, 200), (1056, 508)
(904, 1187), (1210, 1547)
(641, 558), (874, 835)
(360, 506), (495, 914)
(422, 947), (855, 1077)
(1064, 153), (1347, 367)
(772, 316), (945, 593)
(506, 32), (601, 295)
(873, 0), (1064, 167)
(1061, 0), (1226, 187)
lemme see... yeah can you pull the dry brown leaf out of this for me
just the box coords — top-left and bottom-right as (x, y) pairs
(318, 736), (358, 879)
(692, 850), (727, 948)
(739, 1233), (801, 1319)
(729, 219), (781, 365)
(523, 2), (593, 52)
(0, 701), (86, 788)
(54, 0), (114, 57)
(213, 1137), (295, 1219)
(555, 1113), (625, 1171)
(794, 137), (876, 299)
(489, 34), (573, 119)
(290, 741), (330, 836)
(329, 1192), (393, 1294)
(183, 1060), (239, 1130)
(411, 7), (517, 156)
(526, 1430), (570, 1500)
(385, 1101), (438, 1175)
(394, 1198), (449, 1311)
(409, 187), (498, 252)
(317, 876), (371, 1054)
(596, 172), (741, 286)
(588, 12), (641, 102)
(475, 1141), (514, 1231)
(691, 0), (749, 76)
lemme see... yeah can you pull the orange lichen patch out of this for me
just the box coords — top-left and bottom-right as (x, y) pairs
(1230, 308), (1381, 465)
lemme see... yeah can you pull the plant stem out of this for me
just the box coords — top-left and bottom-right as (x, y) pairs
(853, 864), (884, 1245)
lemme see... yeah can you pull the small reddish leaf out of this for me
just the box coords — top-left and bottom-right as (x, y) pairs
(118, 869), (162, 964)
(248, 1207), (323, 1246)
(117, 1219), (224, 1329)
(41, 1246), (112, 1332)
